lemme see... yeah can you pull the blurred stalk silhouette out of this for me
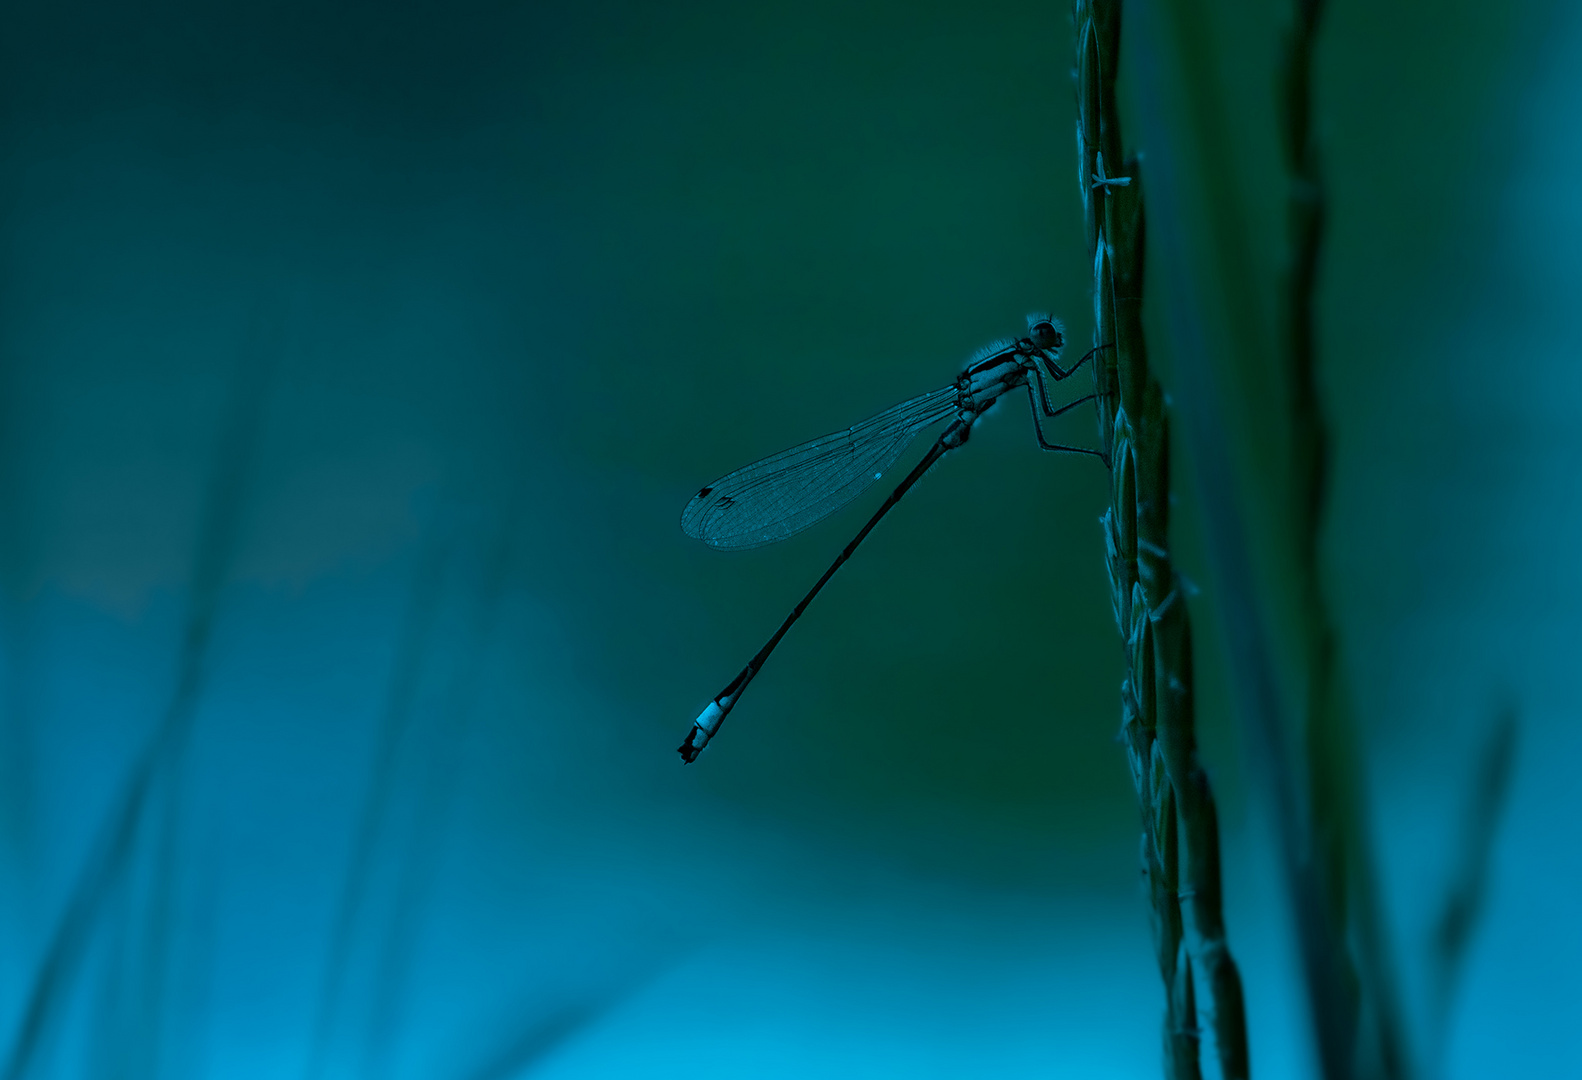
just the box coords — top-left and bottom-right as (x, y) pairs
(1116, 0), (1524, 1077)
(1278, 1), (1408, 1076)
(304, 527), (452, 1080)
(1117, 0), (1389, 1074)
(362, 510), (516, 1078)
(0, 352), (36, 873)
(1073, 3), (1248, 1077)
(453, 999), (616, 1080)
(2, 308), (277, 1080)
(1426, 706), (1516, 1076)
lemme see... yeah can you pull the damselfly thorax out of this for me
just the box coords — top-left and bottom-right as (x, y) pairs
(677, 313), (1103, 762)
(953, 338), (1055, 417)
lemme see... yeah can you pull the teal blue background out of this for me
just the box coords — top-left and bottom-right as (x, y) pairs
(0, 0), (1576, 1076)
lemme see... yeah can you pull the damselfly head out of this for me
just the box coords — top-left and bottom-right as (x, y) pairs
(1026, 313), (1065, 352)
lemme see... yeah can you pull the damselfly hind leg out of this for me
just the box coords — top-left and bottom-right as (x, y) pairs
(1024, 377), (1105, 459)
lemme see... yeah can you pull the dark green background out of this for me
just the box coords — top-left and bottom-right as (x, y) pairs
(0, 0), (1575, 1076)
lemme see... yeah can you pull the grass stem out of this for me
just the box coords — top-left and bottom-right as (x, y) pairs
(1074, 4), (1249, 1075)
(1280, 3), (1410, 1076)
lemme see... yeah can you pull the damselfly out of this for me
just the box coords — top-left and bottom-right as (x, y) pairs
(677, 314), (1101, 762)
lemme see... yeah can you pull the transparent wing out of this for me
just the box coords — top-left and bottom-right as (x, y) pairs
(681, 385), (958, 549)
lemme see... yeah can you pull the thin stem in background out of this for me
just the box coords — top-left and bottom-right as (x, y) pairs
(1118, 0), (1350, 1064)
(361, 513), (517, 1078)
(1279, 2), (1409, 1076)
(1127, 0), (1418, 1074)
(453, 1000), (616, 1080)
(1426, 706), (1517, 1075)
(1073, 3), (1249, 1077)
(0, 281), (38, 875)
(1127, 0), (1378, 1071)
(1, 309), (278, 1080)
(302, 528), (452, 1080)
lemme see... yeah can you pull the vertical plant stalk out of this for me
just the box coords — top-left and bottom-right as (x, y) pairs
(303, 530), (450, 1080)
(1427, 706), (1516, 1070)
(1074, 3), (1248, 1077)
(1279, 4), (1408, 1078)
(362, 514), (516, 1078)
(1, 312), (276, 1080)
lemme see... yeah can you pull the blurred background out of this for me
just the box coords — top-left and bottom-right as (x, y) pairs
(0, 0), (1576, 1076)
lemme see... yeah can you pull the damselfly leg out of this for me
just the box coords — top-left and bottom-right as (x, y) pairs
(1026, 383), (1103, 457)
(1039, 341), (1110, 383)
(1022, 342), (1112, 459)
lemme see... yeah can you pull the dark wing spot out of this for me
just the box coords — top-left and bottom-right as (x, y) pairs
(697, 486), (712, 497)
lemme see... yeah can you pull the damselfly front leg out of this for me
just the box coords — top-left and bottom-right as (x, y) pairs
(1034, 341), (1110, 384)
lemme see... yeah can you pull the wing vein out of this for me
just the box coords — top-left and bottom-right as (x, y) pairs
(680, 385), (957, 549)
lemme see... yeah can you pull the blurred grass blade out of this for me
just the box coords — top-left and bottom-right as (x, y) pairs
(303, 528), (451, 1080)
(362, 513), (517, 1077)
(2, 306), (278, 1080)
(1428, 706), (1518, 1063)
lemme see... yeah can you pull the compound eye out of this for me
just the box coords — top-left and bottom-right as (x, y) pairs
(1026, 313), (1064, 351)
